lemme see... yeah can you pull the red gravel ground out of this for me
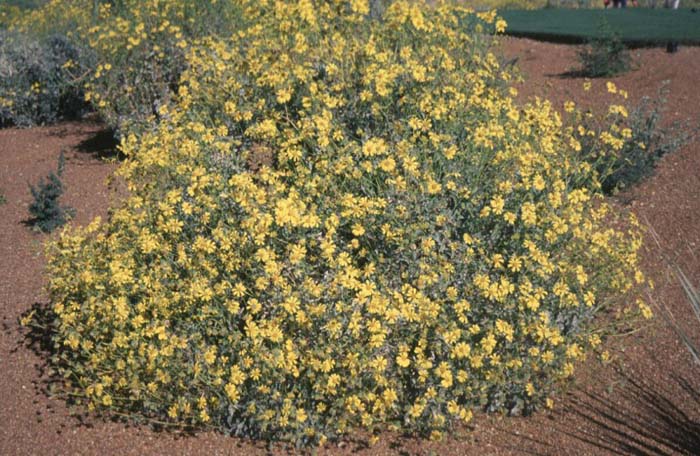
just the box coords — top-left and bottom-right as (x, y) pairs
(1, 38), (699, 455)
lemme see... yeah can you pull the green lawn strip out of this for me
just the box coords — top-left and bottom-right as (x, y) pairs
(499, 8), (700, 45)
(3, 0), (48, 8)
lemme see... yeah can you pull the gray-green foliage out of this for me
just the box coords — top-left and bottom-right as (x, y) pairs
(601, 88), (693, 193)
(0, 30), (92, 127)
(574, 85), (695, 195)
(28, 151), (75, 233)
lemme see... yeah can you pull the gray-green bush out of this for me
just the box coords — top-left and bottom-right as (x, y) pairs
(28, 151), (75, 232)
(0, 31), (92, 127)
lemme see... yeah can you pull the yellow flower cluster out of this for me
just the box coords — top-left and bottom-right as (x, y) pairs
(560, 81), (663, 194)
(43, 0), (647, 447)
(0, 5), (21, 27)
(11, 0), (249, 132)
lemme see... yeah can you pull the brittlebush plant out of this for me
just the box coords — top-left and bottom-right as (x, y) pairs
(78, 0), (248, 132)
(10, 0), (247, 133)
(0, 31), (91, 127)
(562, 81), (694, 195)
(0, 6), (22, 28)
(45, 0), (649, 447)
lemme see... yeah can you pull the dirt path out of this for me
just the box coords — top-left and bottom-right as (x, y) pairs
(0, 40), (699, 455)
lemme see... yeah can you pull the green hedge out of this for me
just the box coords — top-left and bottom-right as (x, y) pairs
(500, 8), (700, 45)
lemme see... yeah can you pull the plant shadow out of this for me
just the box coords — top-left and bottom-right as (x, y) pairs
(546, 69), (589, 79)
(46, 123), (122, 161)
(18, 302), (76, 410)
(74, 128), (122, 160)
(489, 358), (700, 455)
(563, 366), (700, 455)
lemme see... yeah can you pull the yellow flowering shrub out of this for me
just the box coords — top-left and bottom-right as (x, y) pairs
(77, 0), (248, 131)
(45, 0), (647, 446)
(10, 0), (248, 132)
(0, 5), (22, 28)
(563, 82), (694, 195)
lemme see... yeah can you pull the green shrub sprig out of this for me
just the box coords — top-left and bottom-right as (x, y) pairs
(29, 151), (74, 232)
(577, 19), (631, 78)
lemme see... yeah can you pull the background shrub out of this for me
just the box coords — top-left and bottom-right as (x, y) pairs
(577, 20), (631, 77)
(600, 89), (693, 193)
(0, 31), (92, 127)
(7, 0), (252, 134)
(566, 83), (694, 194)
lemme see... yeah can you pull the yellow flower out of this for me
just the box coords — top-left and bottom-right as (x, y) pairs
(350, 0), (369, 15)
(525, 383), (534, 396)
(276, 87), (292, 104)
(351, 223), (365, 237)
(452, 342), (471, 359)
(396, 351), (410, 368)
(225, 383), (240, 402)
(495, 19), (507, 34)
(379, 157), (396, 172)
(289, 243), (306, 264)
(203, 346), (217, 365)
(443, 144), (457, 159)
(362, 138), (387, 156)
(521, 202), (537, 225)
(637, 299), (653, 319)
(490, 195), (505, 215)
